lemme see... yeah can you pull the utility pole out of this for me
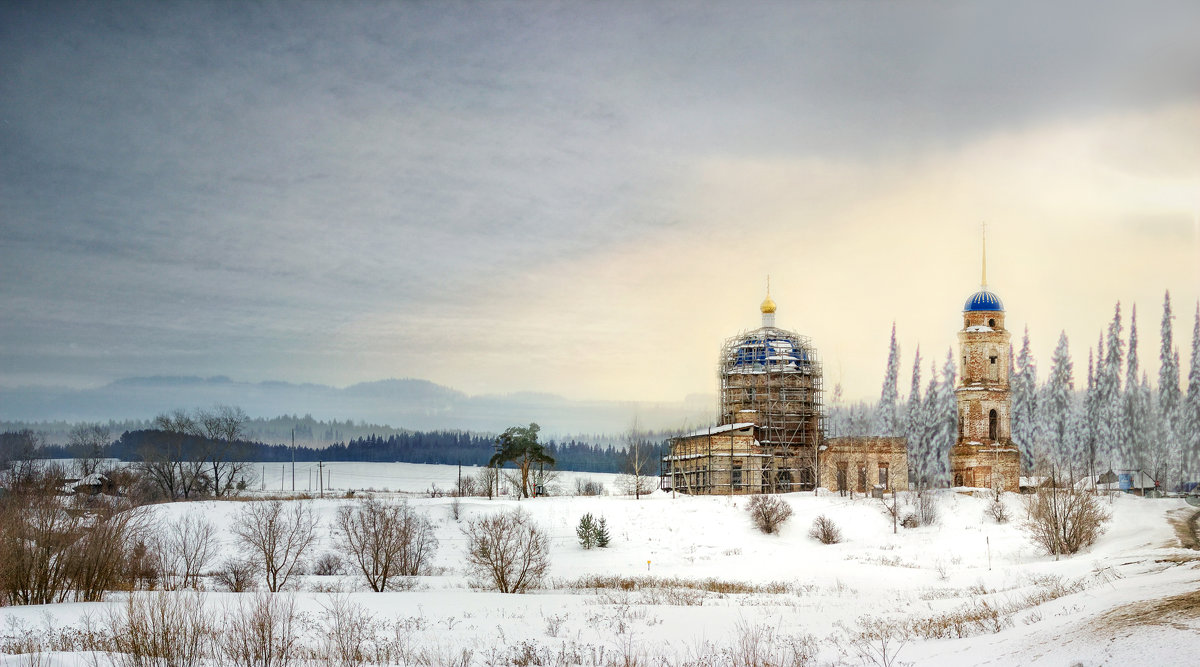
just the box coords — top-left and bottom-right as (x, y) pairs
(291, 428), (295, 492)
(319, 460), (324, 498)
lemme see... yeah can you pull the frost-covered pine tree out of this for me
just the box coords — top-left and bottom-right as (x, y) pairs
(920, 350), (959, 488)
(1185, 303), (1200, 484)
(1096, 303), (1125, 472)
(1064, 390), (1089, 479)
(1011, 327), (1038, 473)
(876, 323), (901, 436)
(1121, 305), (1142, 470)
(1083, 347), (1099, 476)
(904, 348), (926, 486)
(1159, 291), (1183, 490)
(1039, 332), (1074, 470)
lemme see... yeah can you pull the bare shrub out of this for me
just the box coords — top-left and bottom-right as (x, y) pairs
(730, 619), (818, 666)
(455, 474), (478, 497)
(988, 500), (1010, 524)
(68, 501), (149, 601)
(463, 509), (550, 593)
(840, 615), (909, 667)
(0, 468), (145, 605)
(107, 591), (213, 667)
(232, 500), (319, 592)
(316, 593), (379, 667)
(335, 497), (438, 592)
(312, 552), (344, 576)
(215, 557), (259, 592)
(809, 515), (843, 544)
(156, 513), (218, 590)
(216, 592), (301, 667)
(908, 490), (939, 526)
(1023, 481), (1110, 556)
(573, 477), (604, 496)
(747, 495), (794, 534)
(615, 473), (656, 497)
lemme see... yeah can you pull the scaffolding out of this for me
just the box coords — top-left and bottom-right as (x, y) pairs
(662, 325), (824, 495)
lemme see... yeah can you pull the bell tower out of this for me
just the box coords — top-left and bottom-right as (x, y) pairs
(949, 232), (1021, 491)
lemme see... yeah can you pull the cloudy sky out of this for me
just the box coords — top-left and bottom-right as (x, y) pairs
(2, 1), (1199, 407)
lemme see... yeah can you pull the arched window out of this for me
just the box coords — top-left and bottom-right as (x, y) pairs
(989, 409), (998, 440)
(988, 318), (995, 328)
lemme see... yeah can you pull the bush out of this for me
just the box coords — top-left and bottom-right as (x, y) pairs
(312, 553), (344, 576)
(216, 592), (300, 667)
(335, 497), (437, 592)
(988, 500), (1010, 524)
(215, 558), (259, 593)
(574, 478), (604, 496)
(809, 515), (842, 544)
(107, 591), (213, 667)
(747, 495), (794, 534)
(463, 510), (549, 593)
(231, 500), (318, 592)
(1023, 483), (1110, 556)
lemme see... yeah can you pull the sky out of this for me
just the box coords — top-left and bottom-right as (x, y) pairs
(2, 0), (1199, 408)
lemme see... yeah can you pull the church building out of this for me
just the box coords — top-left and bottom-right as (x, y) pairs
(663, 238), (1021, 494)
(949, 246), (1022, 491)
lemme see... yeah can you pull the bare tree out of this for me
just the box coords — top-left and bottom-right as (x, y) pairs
(194, 404), (255, 496)
(335, 497), (437, 592)
(157, 513), (219, 590)
(476, 465), (500, 500)
(68, 423), (112, 477)
(618, 420), (655, 499)
(462, 509), (549, 593)
(232, 500), (319, 592)
(142, 410), (208, 500)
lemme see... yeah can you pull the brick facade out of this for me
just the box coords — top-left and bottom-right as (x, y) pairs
(821, 437), (909, 494)
(951, 299), (1021, 491)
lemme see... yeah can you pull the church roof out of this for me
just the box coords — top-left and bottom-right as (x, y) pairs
(964, 288), (1004, 312)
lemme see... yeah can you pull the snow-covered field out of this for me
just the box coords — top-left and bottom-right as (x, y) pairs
(2, 463), (1198, 666)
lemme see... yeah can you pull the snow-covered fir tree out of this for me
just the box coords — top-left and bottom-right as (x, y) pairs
(1084, 346), (1100, 475)
(1038, 331), (1074, 470)
(919, 350), (958, 488)
(903, 348), (928, 487)
(876, 322), (901, 436)
(1121, 305), (1142, 470)
(1159, 291), (1183, 489)
(1096, 303), (1125, 471)
(1186, 303), (1200, 482)
(1012, 327), (1037, 472)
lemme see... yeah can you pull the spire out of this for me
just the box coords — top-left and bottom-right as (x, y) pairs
(981, 222), (988, 288)
(760, 276), (777, 327)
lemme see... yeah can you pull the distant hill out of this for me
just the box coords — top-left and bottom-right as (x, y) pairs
(0, 376), (714, 439)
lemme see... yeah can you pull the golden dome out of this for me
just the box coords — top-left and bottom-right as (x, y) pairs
(760, 294), (777, 314)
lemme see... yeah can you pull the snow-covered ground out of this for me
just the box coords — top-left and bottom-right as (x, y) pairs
(2, 462), (1198, 666)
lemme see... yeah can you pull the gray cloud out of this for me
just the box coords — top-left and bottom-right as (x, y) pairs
(2, 0), (1199, 399)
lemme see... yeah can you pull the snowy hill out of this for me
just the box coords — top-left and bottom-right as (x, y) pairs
(1, 463), (1197, 665)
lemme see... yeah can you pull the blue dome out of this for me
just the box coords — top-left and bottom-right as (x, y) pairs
(964, 288), (1004, 312)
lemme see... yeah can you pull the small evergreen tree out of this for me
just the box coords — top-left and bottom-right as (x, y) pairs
(595, 517), (610, 548)
(576, 513), (598, 549)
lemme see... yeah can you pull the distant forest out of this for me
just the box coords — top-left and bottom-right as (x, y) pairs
(10, 428), (669, 475)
